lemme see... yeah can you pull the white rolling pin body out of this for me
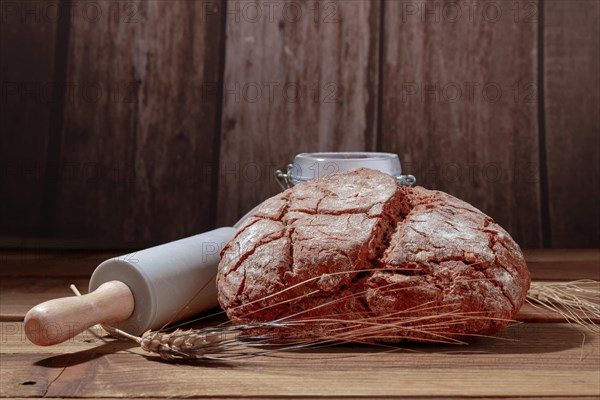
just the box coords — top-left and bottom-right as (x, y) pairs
(89, 227), (236, 335)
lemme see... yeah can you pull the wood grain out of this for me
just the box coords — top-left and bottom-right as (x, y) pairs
(1, 323), (598, 398)
(53, 0), (224, 245)
(524, 248), (600, 280)
(1, 0), (599, 251)
(1, 248), (596, 278)
(24, 280), (134, 346)
(0, 249), (597, 321)
(0, 322), (584, 355)
(381, 0), (541, 248)
(3, 398), (599, 400)
(0, 278), (88, 321)
(1, 249), (597, 323)
(0, 1), (60, 235)
(0, 322), (596, 358)
(217, 0), (380, 226)
(1, 249), (598, 399)
(543, 0), (600, 247)
(0, 249), (116, 277)
(0, 276), (579, 323)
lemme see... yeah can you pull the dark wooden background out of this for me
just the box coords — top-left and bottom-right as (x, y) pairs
(1, 0), (598, 250)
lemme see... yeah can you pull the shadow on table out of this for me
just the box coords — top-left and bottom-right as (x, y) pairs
(33, 323), (592, 368)
(34, 339), (137, 368)
(277, 323), (592, 356)
(149, 323), (595, 366)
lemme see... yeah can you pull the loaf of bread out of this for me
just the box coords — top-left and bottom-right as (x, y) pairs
(217, 168), (530, 342)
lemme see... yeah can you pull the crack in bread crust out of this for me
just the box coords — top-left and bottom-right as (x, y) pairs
(216, 169), (531, 341)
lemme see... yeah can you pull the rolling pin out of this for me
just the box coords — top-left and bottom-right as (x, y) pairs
(25, 227), (236, 346)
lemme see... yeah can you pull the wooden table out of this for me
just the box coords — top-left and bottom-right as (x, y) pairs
(1, 249), (598, 399)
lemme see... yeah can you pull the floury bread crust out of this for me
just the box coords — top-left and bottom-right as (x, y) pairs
(217, 168), (531, 341)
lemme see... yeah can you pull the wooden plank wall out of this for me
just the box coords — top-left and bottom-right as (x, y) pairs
(381, 0), (541, 247)
(217, 0), (380, 226)
(53, 0), (224, 245)
(1, 0), (598, 249)
(543, 0), (600, 248)
(1, 0), (225, 246)
(0, 0), (62, 235)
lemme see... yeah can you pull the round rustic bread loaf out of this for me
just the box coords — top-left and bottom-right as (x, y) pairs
(217, 168), (530, 342)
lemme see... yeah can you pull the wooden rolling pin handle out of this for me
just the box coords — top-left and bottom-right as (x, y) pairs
(24, 280), (135, 346)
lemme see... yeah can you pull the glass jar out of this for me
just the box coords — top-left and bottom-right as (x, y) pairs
(275, 152), (416, 189)
(235, 152), (416, 228)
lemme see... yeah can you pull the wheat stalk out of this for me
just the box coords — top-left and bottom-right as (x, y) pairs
(102, 277), (515, 360)
(73, 276), (600, 361)
(107, 308), (515, 360)
(526, 280), (600, 334)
